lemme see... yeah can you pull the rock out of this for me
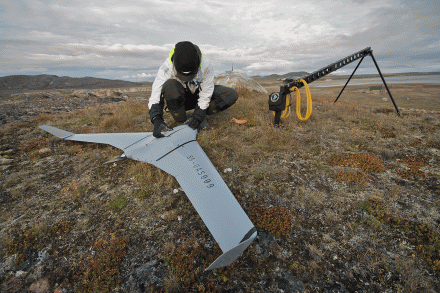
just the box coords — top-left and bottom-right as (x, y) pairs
(1, 165), (11, 171)
(0, 157), (14, 165)
(38, 148), (52, 155)
(97, 97), (126, 103)
(16, 248), (47, 272)
(215, 71), (267, 94)
(323, 281), (348, 293)
(275, 270), (306, 292)
(0, 254), (17, 277)
(29, 278), (50, 293)
(0, 147), (14, 154)
(15, 270), (27, 277)
(256, 231), (274, 259)
(125, 259), (167, 292)
(96, 91), (106, 97)
(429, 148), (440, 156)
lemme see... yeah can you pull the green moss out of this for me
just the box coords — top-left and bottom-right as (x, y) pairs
(109, 196), (128, 210)
(361, 198), (440, 272)
(363, 215), (383, 229)
(79, 117), (93, 125)
(73, 185), (89, 199)
(133, 189), (150, 200)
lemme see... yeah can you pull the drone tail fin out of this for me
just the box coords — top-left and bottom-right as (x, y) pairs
(205, 230), (257, 271)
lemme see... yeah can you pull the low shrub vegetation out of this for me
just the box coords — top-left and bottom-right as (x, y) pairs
(1, 82), (439, 292)
(250, 200), (292, 236)
(327, 153), (386, 173)
(74, 231), (129, 292)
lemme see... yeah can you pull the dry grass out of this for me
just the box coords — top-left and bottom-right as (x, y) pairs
(0, 83), (439, 292)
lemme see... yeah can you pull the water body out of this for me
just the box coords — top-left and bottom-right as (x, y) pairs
(309, 74), (440, 88)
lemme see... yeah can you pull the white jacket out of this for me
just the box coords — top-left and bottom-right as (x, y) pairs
(148, 55), (215, 110)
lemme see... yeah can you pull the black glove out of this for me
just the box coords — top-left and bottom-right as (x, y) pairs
(187, 106), (206, 130)
(152, 116), (171, 138)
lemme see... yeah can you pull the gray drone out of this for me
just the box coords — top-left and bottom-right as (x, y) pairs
(39, 124), (257, 271)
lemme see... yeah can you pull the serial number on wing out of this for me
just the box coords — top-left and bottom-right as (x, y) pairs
(187, 155), (214, 188)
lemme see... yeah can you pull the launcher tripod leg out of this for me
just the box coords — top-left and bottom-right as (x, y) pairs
(334, 56), (365, 104)
(274, 111), (282, 125)
(333, 53), (401, 116)
(369, 53), (401, 115)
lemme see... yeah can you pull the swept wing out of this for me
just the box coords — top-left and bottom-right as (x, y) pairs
(39, 125), (257, 270)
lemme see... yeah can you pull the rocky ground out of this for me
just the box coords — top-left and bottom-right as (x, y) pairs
(0, 83), (439, 292)
(0, 93), (126, 125)
(0, 87), (151, 125)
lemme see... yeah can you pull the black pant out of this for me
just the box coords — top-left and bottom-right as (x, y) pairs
(161, 79), (238, 121)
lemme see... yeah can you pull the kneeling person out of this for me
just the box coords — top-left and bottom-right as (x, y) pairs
(148, 41), (238, 138)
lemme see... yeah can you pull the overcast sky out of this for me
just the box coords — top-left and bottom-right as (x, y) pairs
(1, 0), (439, 81)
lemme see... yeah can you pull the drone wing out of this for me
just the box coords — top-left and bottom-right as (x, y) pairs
(39, 124), (257, 270)
(39, 125), (154, 150)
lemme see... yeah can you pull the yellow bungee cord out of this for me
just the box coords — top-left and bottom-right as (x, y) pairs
(272, 78), (312, 121)
(291, 78), (312, 121)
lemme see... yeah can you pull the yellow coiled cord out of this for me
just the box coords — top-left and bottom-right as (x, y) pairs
(272, 78), (312, 121)
(290, 78), (312, 121)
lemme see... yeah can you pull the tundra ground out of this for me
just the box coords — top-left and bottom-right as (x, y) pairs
(0, 82), (439, 292)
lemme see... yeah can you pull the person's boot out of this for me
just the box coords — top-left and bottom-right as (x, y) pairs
(169, 106), (187, 125)
(207, 102), (218, 115)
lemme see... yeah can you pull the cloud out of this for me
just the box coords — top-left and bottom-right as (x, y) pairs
(68, 43), (173, 54)
(1, 0), (439, 80)
(123, 72), (156, 79)
(28, 53), (105, 62)
(244, 60), (296, 72)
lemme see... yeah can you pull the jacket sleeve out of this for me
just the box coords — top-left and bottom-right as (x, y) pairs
(148, 59), (173, 109)
(197, 62), (215, 110)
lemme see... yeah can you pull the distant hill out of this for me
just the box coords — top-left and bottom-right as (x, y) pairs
(252, 71), (310, 80)
(0, 75), (148, 93)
